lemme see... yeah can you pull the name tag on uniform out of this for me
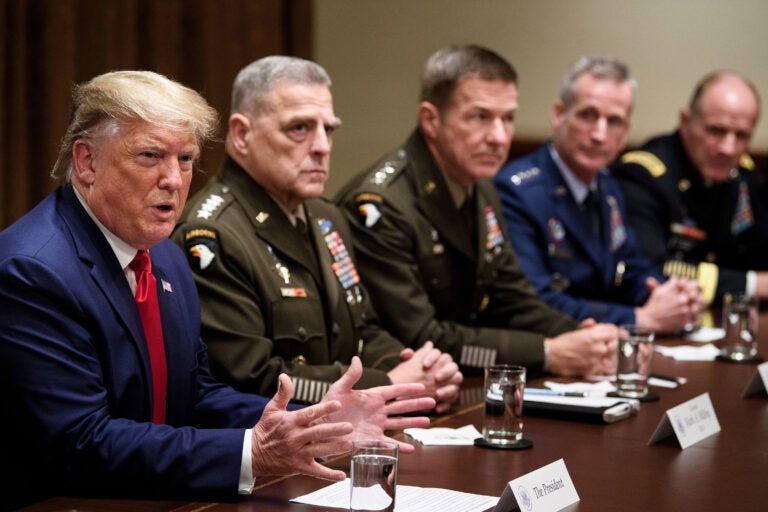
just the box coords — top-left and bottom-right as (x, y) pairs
(494, 458), (579, 512)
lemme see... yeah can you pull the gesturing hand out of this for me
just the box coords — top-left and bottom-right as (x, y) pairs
(250, 372), (353, 481)
(321, 356), (434, 454)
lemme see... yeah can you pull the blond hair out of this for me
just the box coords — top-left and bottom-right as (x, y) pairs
(51, 70), (218, 184)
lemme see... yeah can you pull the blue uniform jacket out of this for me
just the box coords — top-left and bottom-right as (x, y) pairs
(493, 143), (663, 325)
(0, 185), (271, 508)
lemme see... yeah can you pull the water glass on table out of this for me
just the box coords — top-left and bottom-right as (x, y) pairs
(720, 293), (759, 362)
(616, 325), (655, 398)
(478, 364), (532, 449)
(350, 439), (398, 512)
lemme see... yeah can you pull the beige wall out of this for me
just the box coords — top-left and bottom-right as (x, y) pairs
(314, 0), (768, 195)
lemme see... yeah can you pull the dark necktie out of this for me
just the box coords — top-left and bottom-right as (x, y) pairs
(296, 217), (308, 237)
(460, 194), (476, 245)
(584, 190), (602, 240)
(130, 250), (167, 424)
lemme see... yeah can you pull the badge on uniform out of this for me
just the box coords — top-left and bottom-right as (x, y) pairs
(183, 228), (218, 272)
(484, 206), (504, 250)
(323, 227), (361, 290)
(195, 194), (225, 220)
(354, 193), (384, 229)
(547, 217), (572, 260)
(606, 196), (626, 252)
(731, 181), (754, 235)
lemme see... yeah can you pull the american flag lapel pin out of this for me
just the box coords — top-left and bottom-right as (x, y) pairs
(161, 279), (173, 293)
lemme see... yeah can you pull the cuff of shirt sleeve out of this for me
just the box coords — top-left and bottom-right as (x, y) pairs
(746, 270), (757, 297)
(239, 428), (256, 494)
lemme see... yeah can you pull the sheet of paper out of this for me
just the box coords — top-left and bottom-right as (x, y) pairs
(291, 478), (498, 512)
(655, 344), (720, 361)
(404, 424), (482, 445)
(543, 380), (616, 395)
(685, 327), (724, 343)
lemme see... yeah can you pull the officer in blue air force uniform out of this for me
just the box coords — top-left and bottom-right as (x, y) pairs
(496, 142), (659, 325)
(495, 56), (703, 334)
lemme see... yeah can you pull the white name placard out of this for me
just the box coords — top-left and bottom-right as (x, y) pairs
(648, 392), (721, 449)
(742, 361), (768, 398)
(494, 458), (579, 512)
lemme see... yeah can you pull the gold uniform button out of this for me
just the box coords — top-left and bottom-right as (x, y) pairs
(292, 355), (307, 365)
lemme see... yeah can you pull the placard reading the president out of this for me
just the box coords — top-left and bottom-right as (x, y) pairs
(648, 392), (720, 449)
(494, 458), (579, 512)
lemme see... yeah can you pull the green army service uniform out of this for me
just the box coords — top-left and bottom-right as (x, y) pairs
(336, 130), (579, 376)
(172, 158), (403, 403)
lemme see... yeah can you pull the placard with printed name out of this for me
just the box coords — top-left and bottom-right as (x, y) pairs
(647, 392), (721, 449)
(493, 458), (579, 512)
(742, 361), (768, 398)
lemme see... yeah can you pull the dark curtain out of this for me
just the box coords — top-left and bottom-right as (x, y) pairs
(0, 0), (312, 229)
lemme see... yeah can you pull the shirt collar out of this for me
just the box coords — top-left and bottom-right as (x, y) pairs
(72, 186), (137, 270)
(441, 170), (475, 209)
(548, 144), (599, 205)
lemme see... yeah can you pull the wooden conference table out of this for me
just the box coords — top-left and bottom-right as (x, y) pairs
(20, 318), (768, 512)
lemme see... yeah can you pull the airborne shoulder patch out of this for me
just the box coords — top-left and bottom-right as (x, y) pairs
(354, 193), (384, 229)
(183, 228), (218, 272)
(621, 151), (667, 178)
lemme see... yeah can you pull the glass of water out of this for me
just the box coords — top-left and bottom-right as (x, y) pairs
(482, 364), (526, 446)
(721, 293), (759, 361)
(350, 439), (398, 512)
(616, 325), (655, 398)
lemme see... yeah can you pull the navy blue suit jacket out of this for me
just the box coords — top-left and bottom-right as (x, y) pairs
(493, 143), (662, 325)
(0, 186), (271, 508)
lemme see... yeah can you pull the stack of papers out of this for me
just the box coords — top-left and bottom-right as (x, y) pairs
(292, 478), (498, 512)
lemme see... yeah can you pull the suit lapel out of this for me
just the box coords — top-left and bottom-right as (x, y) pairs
(548, 171), (606, 271)
(60, 186), (154, 393)
(224, 165), (323, 284)
(410, 159), (475, 259)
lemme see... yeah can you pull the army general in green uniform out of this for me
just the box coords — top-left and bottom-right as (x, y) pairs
(337, 45), (618, 378)
(173, 57), (461, 411)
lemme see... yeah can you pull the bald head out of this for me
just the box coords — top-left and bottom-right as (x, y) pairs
(680, 71), (761, 182)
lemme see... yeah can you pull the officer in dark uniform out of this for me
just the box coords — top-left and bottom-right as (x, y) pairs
(613, 71), (768, 305)
(494, 57), (702, 333)
(173, 56), (462, 409)
(337, 45), (618, 378)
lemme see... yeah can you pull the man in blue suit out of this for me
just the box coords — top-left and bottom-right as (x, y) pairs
(494, 57), (703, 333)
(0, 70), (433, 510)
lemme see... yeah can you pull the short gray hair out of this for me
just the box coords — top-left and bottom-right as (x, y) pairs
(51, 70), (218, 185)
(559, 56), (637, 111)
(420, 44), (518, 114)
(230, 56), (332, 118)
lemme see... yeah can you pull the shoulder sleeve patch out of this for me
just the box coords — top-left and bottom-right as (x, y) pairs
(354, 193), (384, 229)
(182, 228), (218, 272)
(620, 151), (667, 178)
(739, 154), (755, 171)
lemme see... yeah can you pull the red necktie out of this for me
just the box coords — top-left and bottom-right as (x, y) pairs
(130, 250), (167, 424)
